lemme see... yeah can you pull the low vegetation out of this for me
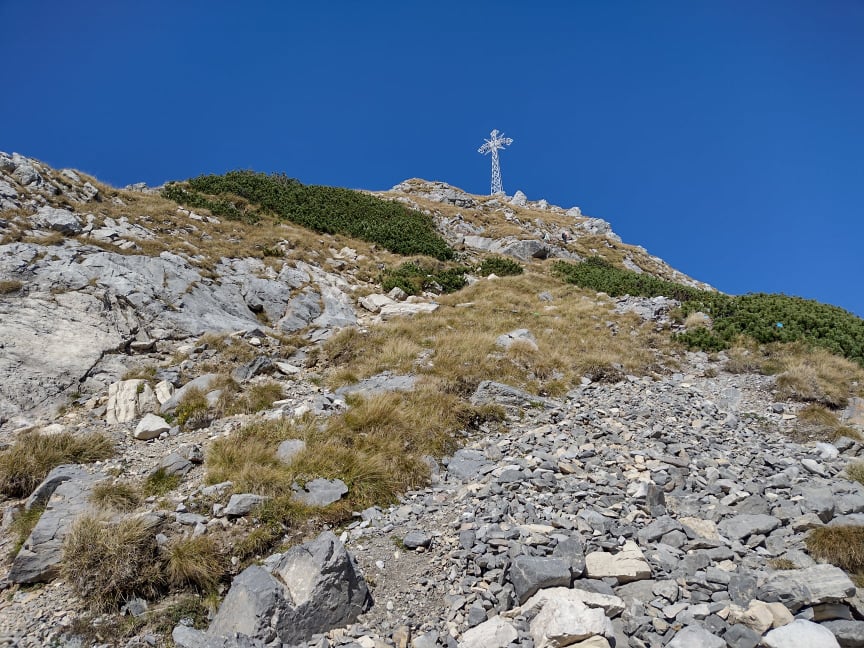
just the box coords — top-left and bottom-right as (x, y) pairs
(62, 515), (164, 612)
(805, 526), (864, 573)
(0, 279), (23, 294)
(90, 481), (143, 512)
(163, 536), (226, 592)
(164, 171), (453, 260)
(553, 257), (864, 366)
(478, 256), (523, 277)
(0, 431), (114, 498)
(319, 272), (668, 397)
(847, 462), (864, 486)
(143, 469), (182, 497)
(725, 340), (863, 409)
(9, 506), (44, 558)
(381, 261), (468, 296)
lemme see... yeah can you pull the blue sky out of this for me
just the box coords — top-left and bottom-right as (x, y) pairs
(2, 1), (863, 315)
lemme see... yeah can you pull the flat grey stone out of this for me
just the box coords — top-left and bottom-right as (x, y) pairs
(403, 531), (432, 550)
(293, 478), (348, 507)
(509, 555), (572, 603)
(276, 439), (306, 464)
(224, 493), (268, 517)
(759, 564), (856, 612)
(718, 513), (781, 540)
(822, 619), (864, 647)
(157, 452), (192, 477)
(9, 470), (104, 583)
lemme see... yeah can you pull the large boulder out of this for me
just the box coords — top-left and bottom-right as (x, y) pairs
(32, 206), (82, 234)
(206, 531), (370, 645)
(107, 379), (156, 424)
(8, 468), (105, 584)
(759, 565), (856, 613)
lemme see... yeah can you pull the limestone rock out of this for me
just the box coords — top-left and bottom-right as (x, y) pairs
(134, 413), (171, 440)
(585, 541), (652, 583)
(459, 616), (518, 648)
(153, 453), (191, 478)
(762, 619), (841, 648)
(8, 470), (104, 583)
(293, 478), (348, 507)
(665, 625), (725, 648)
(759, 565), (856, 612)
(108, 379), (156, 425)
(276, 439), (306, 464)
(32, 206), (82, 234)
(224, 494), (268, 518)
(530, 595), (613, 648)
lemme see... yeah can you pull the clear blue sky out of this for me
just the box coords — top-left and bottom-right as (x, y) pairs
(3, 1), (863, 315)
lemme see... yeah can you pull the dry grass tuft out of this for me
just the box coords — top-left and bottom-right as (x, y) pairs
(768, 558), (798, 570)
(318, 272), (668, 397)
(774, 345), (861, 407)
(791, 404), (862, 444)
(90, 481), (143, 512)
(62, 514), (163, 612)
(163, 536), (226, 592)
(9, 506), (44, 558)
(0, 279), (23, 294)
(218, 380), (284, 416)
(143, 469), (183, 497)
(846, 462), (864, 486)
(805, 525), (864, 572)
(0, 431), (114, 498)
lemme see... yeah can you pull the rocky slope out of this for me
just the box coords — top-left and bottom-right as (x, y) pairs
(0, 152), (863, 648)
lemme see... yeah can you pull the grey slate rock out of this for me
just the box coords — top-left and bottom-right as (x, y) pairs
(759, 564), (856, 612)
(666, 625), (725, 648)
(552, 535), (586, 577)
(158, 452), (193, 477)
(509, 555), (572, 604)
(224, 494), (269, 518)
(293, 478), (348, 507)
(470, 380), (553, 410)
(207, 565), (286, 643)
(725, 623), (761, 648)
(231, 357), (274, 382)
(403, 531), (432, 550)
(23, 464), (86, 511)
(9, 469), (104, 583)
(270, 531), (371, 644)
(822, 620), (864, 647)
(718, 513), (781, 541)
(446, 449), (493, 480)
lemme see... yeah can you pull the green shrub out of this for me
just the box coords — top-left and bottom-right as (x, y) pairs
(143, 469), (182, 497)
(478, 256), (523, 277)
(381, 262), (468, 296)
(164, 171), (453, 260)
(553, 258), (864, 365)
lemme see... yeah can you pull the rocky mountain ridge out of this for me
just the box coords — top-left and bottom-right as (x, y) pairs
(0, 151), (863, 648)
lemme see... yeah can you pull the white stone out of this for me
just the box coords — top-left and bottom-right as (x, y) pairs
(459, 616), (518, 648)
(154, 380), (175, 405)
(107, 379), (156, 424)
(529, 595), (613, 648)
(585, 541), (652, 583)
(507, 586), (624, 619)
(133, 413), (171, 440)
(762, 619), (840, 648)
(359, 293), (395, 314)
